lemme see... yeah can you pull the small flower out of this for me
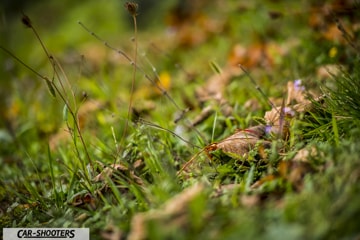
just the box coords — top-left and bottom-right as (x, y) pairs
(283, 107), (295, 117)
(294, 79), (305, 92)
(265, 125), (272, 135)
(329, 47), (337, 58)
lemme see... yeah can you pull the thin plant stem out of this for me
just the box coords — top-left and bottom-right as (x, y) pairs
(121, 10), (139, 151)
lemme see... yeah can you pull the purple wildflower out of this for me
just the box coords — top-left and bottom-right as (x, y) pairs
(283, 107), (295, 117)
(265, 125), (272, 135)
(294, 79), (305, 92)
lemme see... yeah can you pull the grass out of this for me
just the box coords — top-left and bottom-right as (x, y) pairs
(1, 1), (360, 239)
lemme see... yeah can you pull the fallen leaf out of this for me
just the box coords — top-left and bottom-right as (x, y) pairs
(206, 125), (271, 160)
(195, 66), (241, 104)
(228, 41), (293, 70)
(49, 99), (105, 150)
(101, 223), (123, 240)
(321, 23), (346, 43)
(251, 174), (276, 189)
(191, 105), (214, 126)
(170, 15), (225, 48)
(278, 160), (314, 191)
(93, 163), (143, 185)
(74, 213), (88, 222)
(228, 43), (266, 69)
(128, 183), (204, 240)
(193, 65), (241, 124)
(316, 64), (343, 79)
(243, 98), (261, 112)
(79, 43), (108, 72)
(68, 191), (97, 210)
(264, 80), (313, 138)
(178, 125), (272, 175)
(286, 79), (307, 105)
(293, 147), (318, 162)
(240, 194), (261, 207)
(264, 106), (292, 138)
(212, 183), (240, 197)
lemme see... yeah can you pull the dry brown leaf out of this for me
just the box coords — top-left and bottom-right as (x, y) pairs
(196, 66), (241, 103)
(128, 183), (204, 240)
(321, 23), (346, 43)
(178, 18), (224, 47)
(69, 192), (97, 210)
(316, 64), (343, 79)
(163, 183), (204, 213)
(251, 175), (276, 189)
(264, 80), (313, 137)
(78, 100), (105, 129)
(264, 105), (293, 138)
(243, 98), (261, 112)
(206, 125), (271, 160)
(293, 147), (318, 162)
(212, 183), (240, 197)
(178, 125), (272, 175)
(93, 163), (127, 182)
(286, 80), (308, 105)
(228, 41), (294, 70)
(101, 223), (123, 240)
(74, 213), (88, 222)
(165, 2), (225, 48)
(93, 163), (143, 185)
(193, 65), (241, 124)
(191, 105), (214, 126)
(278, 160), (314, 191)
(48, 128), (71, 150)
(287, 162), (313, 191)
(251, 159), (314, 191)
(79, 43), (108, 72)
(49, 100), (105, 150)
(240, 194), (261, 207)
(228, 43), (266, 69)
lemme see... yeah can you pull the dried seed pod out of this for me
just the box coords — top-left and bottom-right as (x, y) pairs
(21, 14), (32, 28)
(125, 2), (138, 16)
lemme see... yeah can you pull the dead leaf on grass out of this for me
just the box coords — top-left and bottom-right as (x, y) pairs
(193, 66), (241, 124)
(240, 194), (261, 207)
(166, 8), (225, 48)
(128, 183), (204, 240)
(195, 66), (241, 104)
(93, 163), (144, 186)
(69, 191), (97, 210)
(228, 41), (295, 70)
(207, 125), (271, 160)
(212, 183), (240, 198)
(178, 125), (272, 175)
(101, 223), (123, 240)
(49, 99), (105, 150)
(264, 79), (314, 137)
(251, 175), (276, 189)
(316, 64), (343, 79)
(228, 43), (269, 69)
(293, 147), (318, 162)
(286, 79), (307, 105)
(279, 160), (314, 191)
(251, 159), (314, 192)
